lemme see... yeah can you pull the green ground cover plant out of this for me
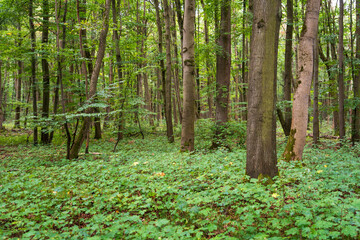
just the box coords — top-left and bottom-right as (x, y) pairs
(0, 126), (359, 239)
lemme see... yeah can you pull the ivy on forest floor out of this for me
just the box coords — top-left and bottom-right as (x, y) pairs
(0, 135), (359, 239)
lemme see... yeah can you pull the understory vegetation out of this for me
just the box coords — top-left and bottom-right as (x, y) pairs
(0, 121), (359, 239)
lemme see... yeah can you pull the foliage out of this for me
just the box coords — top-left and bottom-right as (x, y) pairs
(0, 132), (359, 239)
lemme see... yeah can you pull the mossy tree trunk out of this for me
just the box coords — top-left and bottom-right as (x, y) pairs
(283, 0), (320, 161)
(246, 0), (281, 178)
(352, 0), (360, 143)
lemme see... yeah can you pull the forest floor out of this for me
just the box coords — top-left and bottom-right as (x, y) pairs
(0, 122), (359, 239)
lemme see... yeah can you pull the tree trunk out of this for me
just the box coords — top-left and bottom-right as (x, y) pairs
(41, 0), (50, 144)
(353, 0), (360, 143)
(14, 59), (22, 128)
(313, 36), (320, 144)
(69, 0), (111, 159)
(338, 0), (345, 140)
(29, 0), (38, 145)
(163, 0), (174, 142)
(246, 0), (281, 179)
(282, 0), (293, 136)
(212, 0), (231, 149)
(180, 0), (195, 152)
(283, 0), (320, 161)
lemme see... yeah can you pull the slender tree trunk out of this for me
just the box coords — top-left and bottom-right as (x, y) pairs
(282, 0), (294, 136)
(172, 3), (183, 123)
(338, 0), (345, 140)
(41, 0), (50, 144)
(283, 0), (321, 161)
(313, 37), (320, 144)
(353, 0), (360, 143)
(180, 0), (195, 152)
(14, 59), (22, 128)
(29, 0), (38, 145)
(241, 0), (248, 121)
(162, 0), (174, 142)
(246, 0), (281, 179)
(212, 0), (231, 149)
(69, 0), (111, 159)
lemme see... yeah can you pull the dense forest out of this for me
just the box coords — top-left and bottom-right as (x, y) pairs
(0, 0), (359, 238)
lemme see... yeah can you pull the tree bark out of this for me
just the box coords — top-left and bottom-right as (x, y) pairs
(29, 0), (38, 145)
(313, 36), (320, 145)
(353, 0), (360, 143)
(282, 0), (293, 136)
(180, 0), (195, 152)
(14, 59), (22, 128)
(163, 0), (174, 142)
(283, 0), (320, 161)
(69, 0), (111, 159)
(212, 0), (231, 149)
(338, 0), (345, 140)
(41, 0), (50, 144)
(246, 0), (281, 178)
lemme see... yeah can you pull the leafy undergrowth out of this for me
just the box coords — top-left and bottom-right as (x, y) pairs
(0, 133), (359, 239)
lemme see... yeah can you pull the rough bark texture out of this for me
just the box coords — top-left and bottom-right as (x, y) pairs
(29, 0), (38, 145)
(338, 0), (345, 140)
(246, 0), (281, 179)
(163, 0), (174, 142)
(212, 0), (231, 148)
(283, 0), (320, 161)
(69, 0), (111, 159)
(282, 0), (293, 136)
(353, 0), (360, 143)
(180, 0), (195, 152)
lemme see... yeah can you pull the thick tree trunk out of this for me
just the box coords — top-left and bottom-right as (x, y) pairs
(212, 0), (231, 149)
(338, 0), (345, 140)
(180, 0), (195, 152)
(29, 0), (38, 145)
(41, 0), (50, 144)
(283, 0), (320, 161)
(246, 0), (281, 179)
(69, 0), (111, 159)
(353, 0), (360, 143)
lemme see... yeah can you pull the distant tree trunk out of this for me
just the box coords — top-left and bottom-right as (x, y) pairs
(172, 3), (182, 123)
(338, 0), (345, 140)
(41, 0), (50, 144)
(69, 0), (111, 159)
(163, 0), (174, 142)
(313, 37), (320, 144)
(283, 0), (320, 161)
(180, 0), (195, 152)
(154, 0), (166, 124)
(200, 0), (213, 119)
(212, 0), (231, 149)
(241, 0), (248, 121)
(14, 58), (22, 128)
(353, 0), (360, 143)
(282, 0), (293, 136)
(111, 0), (125, 142)
(29, 0), (38, 145)
(246, 0), (281, 179)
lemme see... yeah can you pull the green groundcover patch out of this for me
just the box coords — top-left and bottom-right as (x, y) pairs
(0, 134), (359, 239)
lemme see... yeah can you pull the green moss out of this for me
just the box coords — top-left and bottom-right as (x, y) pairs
(282, 128), (296, 162)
